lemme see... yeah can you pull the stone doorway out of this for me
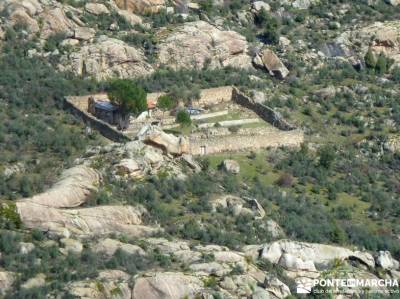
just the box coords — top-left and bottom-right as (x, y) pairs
(200, 145), (207, 155)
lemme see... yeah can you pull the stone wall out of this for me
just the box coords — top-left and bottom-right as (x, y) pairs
(190, 129), (304, 155)
(196, 86), (234, 107)
(198, 118), (261, 129)
(64, 96), (130, 143)
(191, 127), (283, 139)
(191, 110), (228, 120)
(147, 86), (234, 107)
(232, 87), (296, 131)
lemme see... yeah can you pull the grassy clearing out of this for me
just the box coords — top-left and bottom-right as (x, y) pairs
(207, 151), (280, 185)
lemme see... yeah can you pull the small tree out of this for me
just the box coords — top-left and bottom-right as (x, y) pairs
(376, 53), (388, 75)
(255, 8), (269, 26)
(259, 11), (280, 44)
(392, 67), (400, 82)
(108, 79), (147, 130)
(158, 95), (176, 116)
(364, 48), (376, 69)
(187, 86), (201, 105)
(176, 110), (191, 126)
(276, 172), (294, 187)
(318, 145), (335, 169)
(199, 0), (213, 14)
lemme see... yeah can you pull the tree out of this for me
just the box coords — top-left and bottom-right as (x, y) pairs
(392, 67), (400, 82)
(364, 48), (376, 69)
(256, 10), (280, 44)
(108, 79), (147, 129)
(318, 145), (335, 169)
(254, 8), (269, 26)
(176, 110), (191, 126)
(276, 172), (294, 187)
(108, 79), (147, 115)
(199, 0), (213, 14)
(376, 53), (388, 75)
(158, 95), (176, 115)
(168, 85), (201, 104)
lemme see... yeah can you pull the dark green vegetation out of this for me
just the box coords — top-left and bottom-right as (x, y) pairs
(0, 27), (102, 199)
(0, 230), (174, 298)
(94, 140), (400, 257)
(176, 110), (192, 126)
(95, 168), (276, 248)
(133, 66), (268, 93)
(108, 79), (147, 116)
(157, 95), (177, 114)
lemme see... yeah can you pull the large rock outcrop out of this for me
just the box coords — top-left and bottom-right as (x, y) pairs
(133, 272), (203, 299)
(261, 239), (375, 269)
(0, 1), (87, 38)
(132, 238), (291, 298)
(40, 7), (78, 39)
(14, 163), (158, 238)
(386, 0), (400, 6)
(17, 165), (101, 208)
(211, 195), (266, 220)
(253, 48), (289, 79)
(60, 235), (399, 298)
(257, 239), (380, 295)
(138, 125), (190, 155)
(363, 21), (400, 64)
(221, 159), (240, 174)
(0, 0), (42, 33)
(59, 36), (154, 80)
(69, 270), (132, 299)
(0, 270), (15, 296)
(114, 0), (166, 14)
(331, 21), (400, 67)
(94, 238), (146, 257)
(157, 21), (252, 70)
(85, 3), (110, 15)
(376, 251), (400, 270)
(16, 203), (157, 238)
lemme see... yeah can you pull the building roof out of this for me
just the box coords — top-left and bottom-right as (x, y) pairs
(94, 100), (118, 112)
(94, 98), (156, 111)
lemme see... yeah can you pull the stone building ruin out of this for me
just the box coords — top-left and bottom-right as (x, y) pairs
(65, 86), (304, 156)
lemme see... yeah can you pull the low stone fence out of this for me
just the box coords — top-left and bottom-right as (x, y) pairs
(190, 129), (304, 155)
(191, 110), (228, 120)
(64, 96), (130, 143)
(196, 86), (234, 107)
(191, 127), (282, 139)
(198, 118), (261, 129)
(147, 86), (233, 108)
(232, 87), (296, 131)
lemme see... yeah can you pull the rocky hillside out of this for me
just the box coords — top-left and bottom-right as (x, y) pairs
(2, 0), (400, 81)
(2, 136), (400, 298)
(1, 0), (400, 298)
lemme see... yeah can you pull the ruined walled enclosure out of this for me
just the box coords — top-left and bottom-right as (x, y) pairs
(65, 86), (303, 155)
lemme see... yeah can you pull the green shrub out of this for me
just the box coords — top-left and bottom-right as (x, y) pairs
(275, 172), (294, 187)
(376, 53), (388, 74)
(0, 27), (100, 199)
(0, 203), (22, 229)
(318, 145), (336, 169)
(43, 32), (67, 52)
(176, 110), (191, 126)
